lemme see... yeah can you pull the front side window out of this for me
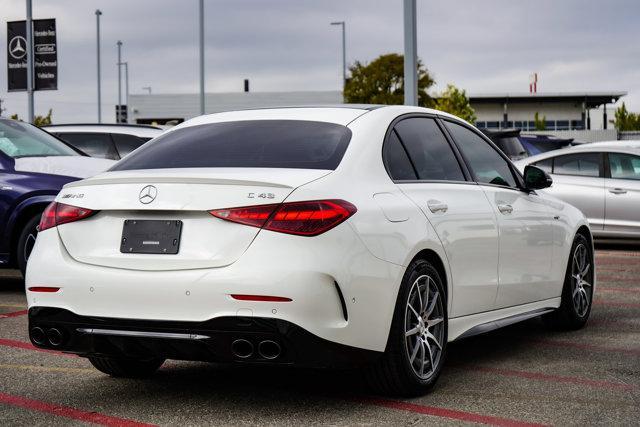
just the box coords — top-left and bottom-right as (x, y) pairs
(392, 117), (465, 181)
(56, 133), (118, 159)
(444, 121), (517, 188)
(111, 120), (352, 171)
(0, 119), (78, 158)
(553, 153), (601, 177)
(609, 152), (640, 180)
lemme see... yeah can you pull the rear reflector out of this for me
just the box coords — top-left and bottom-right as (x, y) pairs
(230, 294), (292, 302)
(27, 287), (60, 293)
(210, 199), (356, 236)
(39, 202), (96, 232)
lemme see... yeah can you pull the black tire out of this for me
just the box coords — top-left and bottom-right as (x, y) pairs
(365, 259), (448, 397)
(16, 214), (41, 277)
(88, 356), (165, 378)
(545, 233), (594, 330)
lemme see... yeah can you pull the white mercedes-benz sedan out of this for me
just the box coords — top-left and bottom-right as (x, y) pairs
(26, 106), (594, 396)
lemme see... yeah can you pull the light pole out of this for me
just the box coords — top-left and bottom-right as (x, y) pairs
(118, 61), (129, 124)
(26, 0), (34, 123)
(96, 9), (102, 123)
(198, 0), (205, 115)
(330, 21), (346, 97)
(116, 40), (122, 122)
(403, 0), (418, 106)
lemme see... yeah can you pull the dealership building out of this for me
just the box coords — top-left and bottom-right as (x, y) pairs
(128, 89), (626, 133)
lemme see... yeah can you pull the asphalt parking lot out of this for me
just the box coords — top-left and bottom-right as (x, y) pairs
(0, 247), (638, 426)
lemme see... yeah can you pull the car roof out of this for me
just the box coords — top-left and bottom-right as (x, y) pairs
(43, 123), (163, 138)
(175, 105), (467, 130)
(514, 140), (640, 167)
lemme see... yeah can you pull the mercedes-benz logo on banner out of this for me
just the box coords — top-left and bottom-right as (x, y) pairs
(9, 36), (27, 60)
(139, 185), (157, 204)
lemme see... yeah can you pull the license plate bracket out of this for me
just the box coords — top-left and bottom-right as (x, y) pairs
(120, 219), (182, 254)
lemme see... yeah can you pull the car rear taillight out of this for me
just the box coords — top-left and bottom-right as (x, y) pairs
(39, 202), (96, 232)
(209, 199), (357, 236)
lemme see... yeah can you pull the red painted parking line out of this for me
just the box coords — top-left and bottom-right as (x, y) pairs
(358, 397), (547, 427)
(598, 287), (640, 294)
(0, 338), (75, 358)
(596, 251), (640, 257)
(596, 259), (640, 266)
(533, 338), (640, 356)
(597, 276), (639, 284)
(594, 299), (640, 309)
(468, 366), (634, 391)
(0, 310), (28, 319)
(0, 392), (156, 427)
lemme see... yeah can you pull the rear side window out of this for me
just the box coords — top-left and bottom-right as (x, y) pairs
(111, 120), (352, 171)
(56, 133), (118, 159)
(392, 118), (465, 181)
(383, 130), (417, 180)
(444, 121), (517, 188)
(553, 153), (601, 177)
(111, 133), (146, 158)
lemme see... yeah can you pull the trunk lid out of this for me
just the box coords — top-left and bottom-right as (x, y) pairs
(55, 168), (330, 270)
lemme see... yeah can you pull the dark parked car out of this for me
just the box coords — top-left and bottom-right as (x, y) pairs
(479, 128), (529, 161)
(44, 124), (163, 160)
(519, 134), (575, 156)
(0, 118), (113, 274)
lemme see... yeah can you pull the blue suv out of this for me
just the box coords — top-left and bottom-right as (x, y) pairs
(0, 118), (113, 275)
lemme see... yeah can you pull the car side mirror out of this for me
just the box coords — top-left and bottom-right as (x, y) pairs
(524, 165), (552, 190)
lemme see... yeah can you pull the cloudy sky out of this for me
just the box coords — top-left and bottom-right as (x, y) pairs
(1, 0), (639, 123)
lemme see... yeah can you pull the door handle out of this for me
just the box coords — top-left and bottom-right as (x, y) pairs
(609, 188), (627, 195)
(427, 200), (448, 213)
(497, 203), (513, 214)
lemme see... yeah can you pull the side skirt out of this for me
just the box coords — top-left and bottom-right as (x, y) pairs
(448, 297), (561, 341)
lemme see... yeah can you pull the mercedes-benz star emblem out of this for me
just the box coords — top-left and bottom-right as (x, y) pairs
(9, 36), (27, 60)
(139, 185), (157, 204)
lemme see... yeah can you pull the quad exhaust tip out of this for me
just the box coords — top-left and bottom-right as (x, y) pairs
(231, 339), (254, 359)
(258, 340), (281, 360)
(30, 327), (46, 345)
(46, 328), (64, 347)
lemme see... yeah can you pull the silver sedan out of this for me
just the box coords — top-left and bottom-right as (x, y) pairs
(515, 140), (640, 240)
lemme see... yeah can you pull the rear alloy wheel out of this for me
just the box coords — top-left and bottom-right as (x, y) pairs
(16, 215), (41, 277)
(546, 233), (593, 329)
(88, 356), (165, 378)
(365, 259), (447, 396)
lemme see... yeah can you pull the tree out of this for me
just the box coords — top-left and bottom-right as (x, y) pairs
(614, 102), (640, 131)
(434, 84), (476, 123)
(344, 53), (435, 107)
(534, 112), (546, 130)
(7, 109), (53, 127)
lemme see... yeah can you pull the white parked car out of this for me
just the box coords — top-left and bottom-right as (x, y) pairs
(44, 124), (163, 160)
(514, 140), (640, 240)
(26, 106), (593, 396)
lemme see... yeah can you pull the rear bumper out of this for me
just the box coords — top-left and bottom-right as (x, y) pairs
(28, 307), (381, 368)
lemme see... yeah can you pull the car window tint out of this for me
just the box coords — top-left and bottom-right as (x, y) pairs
(111, 133), (146, 157)
(553, 153), (600, 177)
(382, 130), (417, 180)
(393, 118), (464, 181)
(0, 119), (77, 158)
(533, 158), (553, 173)
(444, 121), (517, 188)
(55, 133), (118, 159)
(609, 152), (640, 180)
(111, 120), (351, 171)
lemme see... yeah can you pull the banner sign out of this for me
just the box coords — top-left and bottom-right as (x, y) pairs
(7, 19), (58, 91)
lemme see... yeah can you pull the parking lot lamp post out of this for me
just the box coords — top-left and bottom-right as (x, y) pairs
(117, 41), (122, 123)
(96, 10), (102, 123)
(26, 0), (34, 123)
(403, 0), (418, 106)
(199, 0), (205, 115)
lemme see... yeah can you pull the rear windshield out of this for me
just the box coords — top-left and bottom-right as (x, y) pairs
(110, 120), (352, 171)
